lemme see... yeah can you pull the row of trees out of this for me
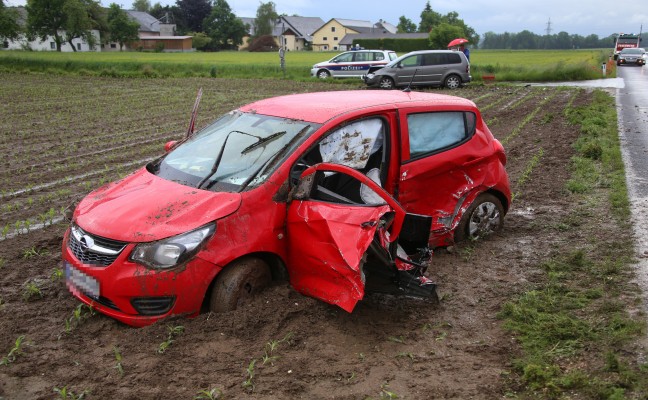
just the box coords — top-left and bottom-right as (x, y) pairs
(480, 30), (635, 50)
(0, 0), (140, 51)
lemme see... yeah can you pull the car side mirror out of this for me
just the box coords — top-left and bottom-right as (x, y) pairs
(164, 140), (177, 152)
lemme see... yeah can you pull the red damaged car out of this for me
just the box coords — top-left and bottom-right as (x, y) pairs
(62, 90), (511, 327)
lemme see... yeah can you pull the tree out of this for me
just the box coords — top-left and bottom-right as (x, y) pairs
(428, 22), (465, 49)
(26, 0), (67, 51)
(26, 0), (103, 51)
(0, 0), (21, 41)
(176, 0), (211, 33)
(440, 11), (479, 47)
(396, 16), (416, 33)
(107, 3), (139, 50)
(418, 1), (441, 33)
(62, 0), (105, 51)
(202, 0), (247, 50)
(253, 1), (277, 38)
(132, 0), (151, 12)
(189, 31), (211, 50)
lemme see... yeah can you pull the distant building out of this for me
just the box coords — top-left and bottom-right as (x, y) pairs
(2, 7), (191, 52)
(2, 7), (100, 52)
(103, 10), (192, 52)
(239, 16), (324, 51)
(311, 18), (374, 51)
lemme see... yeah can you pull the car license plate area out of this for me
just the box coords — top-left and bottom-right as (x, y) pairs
(65, 261), (100, 299)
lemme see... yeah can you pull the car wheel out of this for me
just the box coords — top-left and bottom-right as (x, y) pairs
(317, 69), (331, 79)
(209, 257), (271, 312)
(378, 76), (394, 90)
(444, 74), (461, 89)
(454, 193), (504, 242)
(617, 62), (621, 66)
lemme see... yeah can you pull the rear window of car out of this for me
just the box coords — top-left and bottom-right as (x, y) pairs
(420, 52), (463, 66)
(407, 112), (475, 158)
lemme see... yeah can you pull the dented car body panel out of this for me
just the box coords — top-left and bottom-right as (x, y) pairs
(62, 90), (510, 327)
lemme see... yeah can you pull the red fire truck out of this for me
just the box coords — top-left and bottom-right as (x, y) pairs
(613, 33), (642, 60)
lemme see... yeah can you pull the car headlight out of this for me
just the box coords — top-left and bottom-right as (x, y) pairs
(366, 73), (375, 79)
(130, 223), (216, 269)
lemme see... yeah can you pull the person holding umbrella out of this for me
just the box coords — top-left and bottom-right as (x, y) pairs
(448, 38), (470, 62)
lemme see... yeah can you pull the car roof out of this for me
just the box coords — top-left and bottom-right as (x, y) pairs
(238, 90), (476, 124)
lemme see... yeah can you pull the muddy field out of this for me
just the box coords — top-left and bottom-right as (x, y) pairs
(0, 74), (639, 399)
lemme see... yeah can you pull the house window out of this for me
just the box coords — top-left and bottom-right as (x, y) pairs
(331, 27), (336, 32)
(333, 37), (338, 41)
(323, 45), (328, 50)
(50, 42), (55, 50)
(333, 46), (338, 50)
(2, 40), (8, 49)
(110, 43), (117, 49)
(77, 43), (81, 51)
(323, 37), (327, 41)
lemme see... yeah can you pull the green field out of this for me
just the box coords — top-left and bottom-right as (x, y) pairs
(0, 48), (612, 81)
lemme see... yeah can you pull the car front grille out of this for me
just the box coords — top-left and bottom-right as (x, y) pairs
(68, 225), (128, 267)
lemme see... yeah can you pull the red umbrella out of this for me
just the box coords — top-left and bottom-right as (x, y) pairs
(447, 38), (468, 48)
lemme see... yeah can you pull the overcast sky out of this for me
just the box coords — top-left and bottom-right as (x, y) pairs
(6, 0), (646, 37)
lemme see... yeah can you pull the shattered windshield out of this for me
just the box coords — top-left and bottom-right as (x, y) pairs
(152, 111), (318, 192)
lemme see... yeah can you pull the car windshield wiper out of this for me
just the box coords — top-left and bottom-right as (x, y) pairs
(197, 130), (246, 189)
(241, 131), (286, 155)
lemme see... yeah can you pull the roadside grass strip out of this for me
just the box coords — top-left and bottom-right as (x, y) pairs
(500, 89), (647, 398)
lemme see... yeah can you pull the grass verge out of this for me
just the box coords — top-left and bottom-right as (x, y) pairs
(500, 89), (647, 398)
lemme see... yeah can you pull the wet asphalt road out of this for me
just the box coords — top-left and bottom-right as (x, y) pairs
(616, 65), (648, 312)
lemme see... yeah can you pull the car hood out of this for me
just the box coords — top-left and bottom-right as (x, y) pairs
(74, 168), (242, 242)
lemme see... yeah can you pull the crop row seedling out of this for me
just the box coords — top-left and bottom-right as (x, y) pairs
(53, 386), (89, 399)
(501, 92), (558, 145)
(157, 325), (185, 354)
(1, 335), (26, 366)
(242, 332), (294, 392)
(22, 279), (43, 301)
(63, 304), (96, 335)
(113, 346), (124, 376)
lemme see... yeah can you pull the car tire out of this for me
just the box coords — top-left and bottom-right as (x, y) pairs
(378, 76), (395, 90)
(209, 257), (271, 312)
(454, 193), (504, 242)
(317, 69), (331, 79)
(444, 74), (462, 89)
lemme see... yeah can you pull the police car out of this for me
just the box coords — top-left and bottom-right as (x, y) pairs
(311, 49), (397, 79)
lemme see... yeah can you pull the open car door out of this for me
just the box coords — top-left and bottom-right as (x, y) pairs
(286, 163), (435, 312)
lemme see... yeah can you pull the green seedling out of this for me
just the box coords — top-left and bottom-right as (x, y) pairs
(113, 346), (124, 376)
(22, 280), (42, 301)
(51, 267), (64, 281)
(158, 325), (184, 354)
(1, 335), (26, 366)
(22, 246), (48, 258)
(380, 383), (399, 399)
(0, 257), (5, 268)
(194, 387), (223, 399)
(242, 359), (256, 391)
(387, 336), (405, 344)
(53, 386), (89, 399)
(63, 304), (95, 334)
(396, 352), (414, 360)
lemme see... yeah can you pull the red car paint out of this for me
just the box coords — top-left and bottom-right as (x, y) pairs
(62, 90), (511, 327)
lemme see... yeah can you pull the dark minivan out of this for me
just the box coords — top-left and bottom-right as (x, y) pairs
(362, 50), (471, 89)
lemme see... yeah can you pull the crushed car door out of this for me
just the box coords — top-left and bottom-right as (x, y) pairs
(286, 163), (405, 312)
